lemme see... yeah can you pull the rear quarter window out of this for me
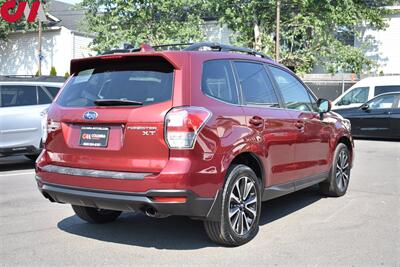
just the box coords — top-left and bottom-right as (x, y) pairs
(374, 85), (400, 96)
(201, 60), (238, 104)
(38, 87), (53, 104)
(57, 58), (174, 107)
(45, 86), (61, 98)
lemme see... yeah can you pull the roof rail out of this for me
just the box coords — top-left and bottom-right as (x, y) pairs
(183, 42), (272, 59)
(0, 75), (67, 82)
(152, 43), (193, 50)
(101, 42), (272, 59)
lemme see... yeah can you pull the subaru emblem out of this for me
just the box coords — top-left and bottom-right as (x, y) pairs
(83, 111), (98, 120)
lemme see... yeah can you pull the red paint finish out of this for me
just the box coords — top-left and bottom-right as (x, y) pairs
(36, 49), (354, 203)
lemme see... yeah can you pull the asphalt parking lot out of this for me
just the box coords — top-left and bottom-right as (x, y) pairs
(0, 140), (399, 266)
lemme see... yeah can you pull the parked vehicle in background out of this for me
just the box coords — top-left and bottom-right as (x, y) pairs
(332, 76), (400, 110)
(35, 43), (354, 246)
(334, 92), (400, 139)
(0, 76), (64, 160)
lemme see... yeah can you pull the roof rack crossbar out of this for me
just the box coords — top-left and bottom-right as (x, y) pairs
(183, 42), (272, 59)
(100, 42), (272, 59)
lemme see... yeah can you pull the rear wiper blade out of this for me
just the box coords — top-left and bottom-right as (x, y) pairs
(94, 99), (143, 106)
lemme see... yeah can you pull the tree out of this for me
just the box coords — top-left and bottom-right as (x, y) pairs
(213, 0), (396, 74)
(79, 0), (208, 52)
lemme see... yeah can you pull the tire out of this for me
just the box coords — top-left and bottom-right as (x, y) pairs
(320, 143), (351, 197)
(204, 164), (262, 246)
(72, 205), (122, 224)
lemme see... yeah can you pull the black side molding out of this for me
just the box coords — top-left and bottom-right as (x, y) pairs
(262, 172), (329, 201)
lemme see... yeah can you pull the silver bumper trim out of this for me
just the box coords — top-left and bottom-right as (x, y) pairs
(41, 164), (153, 180)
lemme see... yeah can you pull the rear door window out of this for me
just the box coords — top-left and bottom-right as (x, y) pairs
(234, 62), (279, 107)
(202, 60), (238, 104)
(57, 59), (174, 107)
(0, 85), (38, 107)
(374, 85), (400, 96)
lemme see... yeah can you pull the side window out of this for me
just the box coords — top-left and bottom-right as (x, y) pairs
(339, 87), (369, 105)
(269, 66), (315, 112)
(38, 87), (53, 104)
(368, 94), (396, 109)
(202, 60), (238, 104)
(45, 86), (61, 98)
(374, 85), (400, 96)
(234, 62), (279, 107)
(0, 85), (37, 107)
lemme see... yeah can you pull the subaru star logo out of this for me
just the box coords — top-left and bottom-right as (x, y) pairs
(83, 111), (98, 120)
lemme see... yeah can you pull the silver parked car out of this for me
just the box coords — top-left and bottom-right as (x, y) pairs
(0, 76), (64, 160)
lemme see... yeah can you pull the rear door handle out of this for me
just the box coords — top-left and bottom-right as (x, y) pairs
(295, 120), (304, 129)
(249, 116), (264, 127)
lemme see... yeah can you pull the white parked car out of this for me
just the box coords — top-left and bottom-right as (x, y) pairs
(332, 76), (400, 110)
(0, 76), (64, 160)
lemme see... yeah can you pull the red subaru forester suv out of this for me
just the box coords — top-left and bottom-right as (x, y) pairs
(36, 43), (353, 246)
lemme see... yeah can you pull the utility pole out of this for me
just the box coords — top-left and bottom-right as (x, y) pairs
(38, 20), (42, 76)
(275, 0), (280, 62)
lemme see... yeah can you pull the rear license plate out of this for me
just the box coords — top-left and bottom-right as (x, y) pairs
(79, 126), (110, 147)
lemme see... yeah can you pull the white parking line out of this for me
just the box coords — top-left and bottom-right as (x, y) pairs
(0, 171), (35, 177)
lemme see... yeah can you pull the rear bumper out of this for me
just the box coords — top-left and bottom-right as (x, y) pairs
(36, 176), (221, 220)
(0, 145), (40, 157)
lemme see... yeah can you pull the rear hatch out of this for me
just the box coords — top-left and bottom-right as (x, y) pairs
(45, 56), (175, 173)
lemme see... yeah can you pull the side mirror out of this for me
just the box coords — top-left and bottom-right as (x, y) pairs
(361, 104), (369, 111)
(317, 98), (331, 113)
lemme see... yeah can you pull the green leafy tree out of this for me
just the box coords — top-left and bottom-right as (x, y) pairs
(214, 0), (396, 74)
(79, 0), (208, 52)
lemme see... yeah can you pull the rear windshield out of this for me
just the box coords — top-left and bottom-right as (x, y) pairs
(57, 58), (174, 107)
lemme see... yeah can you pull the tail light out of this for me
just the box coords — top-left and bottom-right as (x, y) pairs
(165, 107), (211, 149)
(41, 110), (61, 143)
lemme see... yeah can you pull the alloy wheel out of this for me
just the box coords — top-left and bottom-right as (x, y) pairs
(336, 150), (350, 191)
(228, 176), (258, 235)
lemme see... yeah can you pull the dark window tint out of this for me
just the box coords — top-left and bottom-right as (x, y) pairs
(57, 59), (174, 107)
(374, 85), (400, 96)
(45, 86), (61, 98)
(38, 87), (52, 104)
(339, 87), (369, 106)
(0, 85), (37, 107)
(234, 62), (278, 106)
(202, 60), (238, 104)
(368, 94), (396, 109)
(269, 66), (316, 111)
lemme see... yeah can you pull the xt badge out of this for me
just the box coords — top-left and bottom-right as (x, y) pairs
(127, 126), (157, 136)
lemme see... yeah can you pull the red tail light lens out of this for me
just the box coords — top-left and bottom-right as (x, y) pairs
(165, 107), (211, 149)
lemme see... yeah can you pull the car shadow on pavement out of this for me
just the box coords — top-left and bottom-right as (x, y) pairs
(0, 156), (35, 171)
(57, 186), (322, 249)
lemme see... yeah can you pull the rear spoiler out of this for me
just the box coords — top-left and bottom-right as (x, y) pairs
(70, 53), (183, 75)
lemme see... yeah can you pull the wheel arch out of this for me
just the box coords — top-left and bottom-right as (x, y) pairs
(229, 152), (265, 188)
(336, 135), (354, 166)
